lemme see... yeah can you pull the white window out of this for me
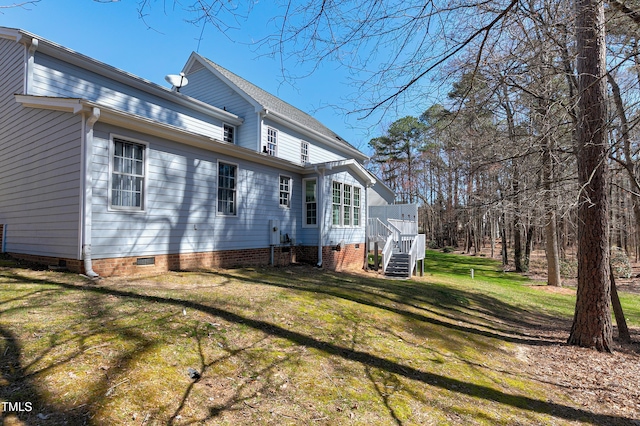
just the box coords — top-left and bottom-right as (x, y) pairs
(353, 187), (361, 226)
(343, 184), (352, 226)
(267, 127), (277, 156)
(218, 162), (237, 216)
(223, 123), (235, 144)
(304, 178), (317, 226)
(330, 181), (362, 227)
(279, 175), (291, 208)
(301, 141), (309, 164)
(332, 182), (341, 226)
(111, 138), (145, 210)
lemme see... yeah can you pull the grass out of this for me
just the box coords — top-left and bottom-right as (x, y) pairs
(0, 251), (638, 425)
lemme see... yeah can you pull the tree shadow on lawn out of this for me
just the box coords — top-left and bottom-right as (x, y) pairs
(213, 268), (570, 349)
(0, 271), (169, 425)
(1, 268), (635, 425)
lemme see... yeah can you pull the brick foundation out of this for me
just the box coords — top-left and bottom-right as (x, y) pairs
(297, 243), (365, 272)
(8, 243), (365, 277)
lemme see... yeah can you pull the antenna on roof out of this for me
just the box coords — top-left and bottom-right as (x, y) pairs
(165, 72), (188, 92)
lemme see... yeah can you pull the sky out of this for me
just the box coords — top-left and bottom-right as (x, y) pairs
(0, 0), (415, 155)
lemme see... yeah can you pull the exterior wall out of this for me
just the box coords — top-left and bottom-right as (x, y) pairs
(367, 179), (395, 206)
(297, 243), (365, 271)
(89, 122), (304, 260)
(0, 38), (82, 259)
(32, 52), (226, 141)
(323, 169), (367, 246)
(299, 168), (368, 249)
(263, 117), (347, 165)
(180, 67), (259, 150)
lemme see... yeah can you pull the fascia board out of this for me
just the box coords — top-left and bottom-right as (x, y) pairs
(304, 159), (376, 186)
(15, 95), (84, 113)
(0, 27), (21, 41)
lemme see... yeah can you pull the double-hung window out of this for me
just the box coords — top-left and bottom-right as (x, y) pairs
(218, 162), (237, 216)
(332, 182), (342, 226)
(353, 187), (361, 226)
(301, 141), (309, 164)
(304, 178), (317, 226)
(343, 184), (352, 226)
(267, 127), (277, 156)
(223, 124), (235, 144)
(111, 138), (145, 210)
(279, 175), (291, 208)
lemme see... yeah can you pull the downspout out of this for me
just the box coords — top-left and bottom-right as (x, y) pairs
(314, 163), (332, 267)
(315, 166), (324, 267)
(81, 107), (101, 278)
(25, 38), (38, 94)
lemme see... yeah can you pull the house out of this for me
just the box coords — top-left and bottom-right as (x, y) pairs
(0, 27), (400, 277)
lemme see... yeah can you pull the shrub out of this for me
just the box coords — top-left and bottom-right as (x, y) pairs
(560, 259), (577, 279)
(611, 246), (632, 279)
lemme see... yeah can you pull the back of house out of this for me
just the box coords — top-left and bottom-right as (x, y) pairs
(0, 27), (383, 276)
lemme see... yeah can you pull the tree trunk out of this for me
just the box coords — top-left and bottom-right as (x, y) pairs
(501, 211), (508, 266)
(567, 0), (612, 352)
(610, 265), (631, 343)
(524, 224), (534, 272)
(545, 211), (562, 286)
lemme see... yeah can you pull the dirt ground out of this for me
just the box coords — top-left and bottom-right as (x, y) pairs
(457, 247), (640, 422)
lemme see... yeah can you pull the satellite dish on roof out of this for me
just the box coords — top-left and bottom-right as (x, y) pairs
(165, 72), (188, 92)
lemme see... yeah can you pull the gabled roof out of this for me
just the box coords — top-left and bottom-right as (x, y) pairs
(185, 53), (367, 162)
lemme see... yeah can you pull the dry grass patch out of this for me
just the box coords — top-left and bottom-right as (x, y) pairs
(1, 255), (639, 425)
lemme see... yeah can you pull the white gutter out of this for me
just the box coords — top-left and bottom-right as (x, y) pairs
(80, 107), (101, 278)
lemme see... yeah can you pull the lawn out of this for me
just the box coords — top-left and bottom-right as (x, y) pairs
(1, 251), (639, 425)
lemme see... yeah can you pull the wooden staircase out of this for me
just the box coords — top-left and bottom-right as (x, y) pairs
(385, 251), (411, 278)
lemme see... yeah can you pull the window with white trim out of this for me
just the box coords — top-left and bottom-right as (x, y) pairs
(304, 178), (317, 226)
(332, 182), (341, 226)
(279, 175), (291, 208)
(353, 187), (361, 226)
(343, 184), (352, 226)
(301, 141), (309, 164)
(330, 181), (362, 227)
(223, 123), (235, 144)
(111, 138), (145, 210)
(218, 162), (237, 216)
(267, 127), (277, 156)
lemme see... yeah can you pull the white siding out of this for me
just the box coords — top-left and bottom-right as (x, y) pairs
(323, 169), (366, 245)
(180, 68), (259, 150)
(299, 168), (367, 247)
(90, 123), (304, 258)
(31, 52), (227, 141)
(263, 118), (347, 165)
(0, 38), (82, 258)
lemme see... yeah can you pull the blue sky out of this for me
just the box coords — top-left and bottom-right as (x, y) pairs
(0, 0), (413, 154)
